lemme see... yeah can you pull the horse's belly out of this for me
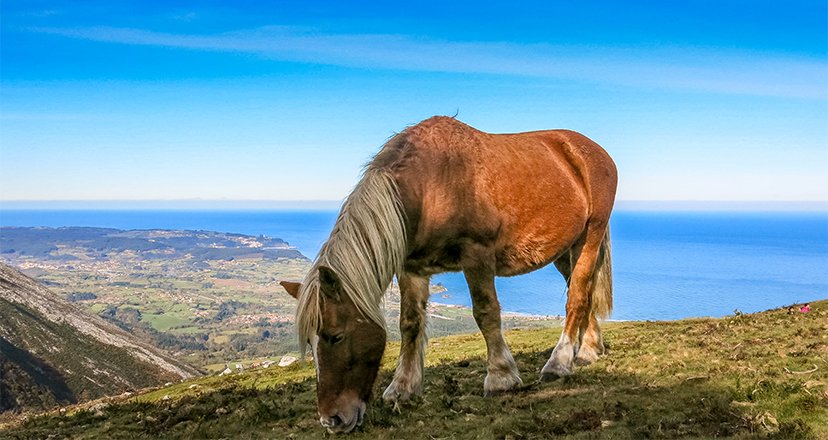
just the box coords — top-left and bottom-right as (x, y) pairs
(494, 206), (588, 277)
(494, 234), (571, 276)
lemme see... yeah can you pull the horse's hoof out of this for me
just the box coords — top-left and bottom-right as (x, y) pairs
(540, 371), (566, 382)
(382, 389), (409, 404)
(574, 346), (600, 366)
(382, 383), (418, 404)
(483, 371), (523, 396)
(540, 363), (573, 381)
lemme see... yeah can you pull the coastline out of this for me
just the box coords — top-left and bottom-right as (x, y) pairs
(427, 296), (628, 323)
(428, 298), (559, 321)
(3, 210), (825, 322)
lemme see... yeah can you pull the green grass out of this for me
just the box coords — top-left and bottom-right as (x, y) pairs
(142, 313), (191, 332)
(167, 326), (203, 335)
(3, 301), (826, 439)
(88, 303), (107, 314)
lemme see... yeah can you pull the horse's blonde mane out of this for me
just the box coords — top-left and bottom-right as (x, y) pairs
(295, 165), (407, 347)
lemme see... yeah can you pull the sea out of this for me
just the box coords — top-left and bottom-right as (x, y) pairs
(1, 209), (826, 321)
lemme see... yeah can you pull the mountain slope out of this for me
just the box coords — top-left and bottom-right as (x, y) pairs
(0, 263), (199, 413)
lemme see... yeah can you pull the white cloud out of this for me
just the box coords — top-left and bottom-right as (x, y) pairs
(30, 25), (828, 99)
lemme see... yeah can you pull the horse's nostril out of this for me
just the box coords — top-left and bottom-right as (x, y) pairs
(320, 414), (342, 428)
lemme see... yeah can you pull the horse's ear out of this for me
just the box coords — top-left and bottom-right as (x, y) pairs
(318, 266), (342, 302)
(279, 281), (301, 299)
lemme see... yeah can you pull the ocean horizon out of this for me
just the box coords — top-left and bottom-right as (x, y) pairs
(1, 207), (826, 321)
(3, 200), (827, 212)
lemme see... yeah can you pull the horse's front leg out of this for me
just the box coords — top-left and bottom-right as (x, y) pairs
(464, 260), (523, 396)
(383, 272), (430, 403)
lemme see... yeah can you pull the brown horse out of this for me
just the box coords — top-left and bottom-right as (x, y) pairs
(282, 116), (617, 433)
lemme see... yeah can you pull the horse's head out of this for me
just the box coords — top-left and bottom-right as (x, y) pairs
(281, 266), (386, 434)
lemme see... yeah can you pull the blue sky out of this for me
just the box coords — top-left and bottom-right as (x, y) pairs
(1, 1), (826, 205)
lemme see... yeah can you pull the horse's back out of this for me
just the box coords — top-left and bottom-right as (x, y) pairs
(393, 117), (617, 276)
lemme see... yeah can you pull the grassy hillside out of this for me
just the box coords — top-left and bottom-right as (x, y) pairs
(2, 300), (826, 439)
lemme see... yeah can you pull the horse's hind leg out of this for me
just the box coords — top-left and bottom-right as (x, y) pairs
(383, 272), (430, 403)
(553, 251), (605, 366)
(542, 222), (607, 380)
(463, 250), (523, 396)
(575, 315), (604, 365)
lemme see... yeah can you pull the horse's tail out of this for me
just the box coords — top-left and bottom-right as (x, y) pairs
(591, 225), (613, 319)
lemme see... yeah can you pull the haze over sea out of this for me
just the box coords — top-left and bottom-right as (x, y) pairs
(1, 208), (826, 321)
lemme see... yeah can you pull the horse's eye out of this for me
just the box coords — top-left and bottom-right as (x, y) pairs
(330, 334), (344, 345)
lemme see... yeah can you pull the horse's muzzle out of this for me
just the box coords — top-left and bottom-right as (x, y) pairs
(319, 401), (366, 434)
